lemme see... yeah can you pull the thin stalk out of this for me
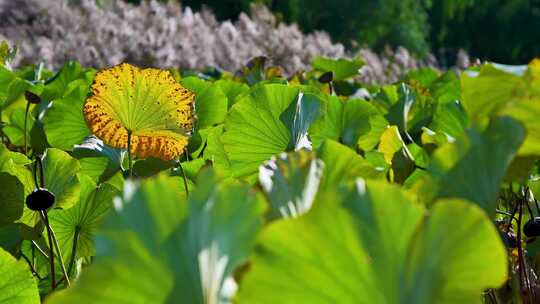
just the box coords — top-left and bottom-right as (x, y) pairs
(67, 226), (80, 275)
(516, 200), (533, 303)
(20, 253), (42, 280)
(45, 213), (71, 287)
(31, 240), (49, 260)
(31, 244), (35, 270)
(535, 198), (540, 217)
(485, 290), (497, 304)
(178, 161), (189, 196)
(525, 198), (535, 220)
(185, 147), (191, 161)
(23, 101), (30, 156)
(39, 211), (55, 290)
(33, 156), (44, 189)
(127, 130), (133, 178)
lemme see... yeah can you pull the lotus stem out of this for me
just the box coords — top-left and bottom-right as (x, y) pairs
(127, 130), (133, 178)
(178, 160), (189, 196)
(67, 226), (80, 275)
(39, 211), (55, 290)
(23, 100), (30, 156)
(48, 220), (71, 287)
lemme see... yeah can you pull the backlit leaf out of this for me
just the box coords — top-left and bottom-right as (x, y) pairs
(83, 63), (195, 161)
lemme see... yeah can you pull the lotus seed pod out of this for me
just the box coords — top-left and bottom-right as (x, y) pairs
(25, 188), (55, 211)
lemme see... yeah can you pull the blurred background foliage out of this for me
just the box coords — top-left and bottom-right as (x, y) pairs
(127, 0), (540, 64)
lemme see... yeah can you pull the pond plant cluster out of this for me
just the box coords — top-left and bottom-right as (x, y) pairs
(1, 42), (540, 303)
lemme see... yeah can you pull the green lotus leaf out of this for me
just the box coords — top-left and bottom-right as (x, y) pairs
(204, 125), (232, 177)
(2, 107), (35, 147)
(221, 84), (301, 179)
(461, 64), (525, 120)
(259, 150), (324, 219)
(309, 95), (385, 150)
(163, 169), (265, 303)
(500, 99), (540, 156)
(280, 92), (323, 150)
(0, 247), (40, 304)
(100, 173), (189, 255)
(41, 148), (81, 210)
(420, 116), (525, 214)
(405, 67), (440, 87)
(73, 136), (125, 182)
(48, 174), (119, 261)
(48, 169), (264, 303)
(429, 71), (461, 104)
(0, 172), (25, 226)
(0, 223), (23, 254)
(386, 83), (416, 133)
(461, 61), (540, 158)
(215, 79), (249, 108)
(237, 181), (507, 304)
(171, 158), (207, 181)
(318, 140), (384, 190)
(40, 61), (94, 103)
(430, 100), (469, 139)
(18, 148), (81, 229)
(132, 157), (173, 178)
(182, 76), (228, 130)
(0, 144), (34, 202)
(312, 56), (363, 81)
(46, 233), (174, 304)
(43, 84), (92, 150)
(0, 66), (33, 108)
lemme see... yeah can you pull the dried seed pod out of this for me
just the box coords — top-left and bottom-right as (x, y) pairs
(25, 188), (55, 211)
(524, 217), (540, 237)
(318, 71), (334, 84)
(24, 91), (41, 104)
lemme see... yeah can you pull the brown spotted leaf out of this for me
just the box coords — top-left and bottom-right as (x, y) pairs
(84, 63), (195, 161)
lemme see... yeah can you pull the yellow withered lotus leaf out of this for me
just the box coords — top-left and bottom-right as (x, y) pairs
(83, 63), (195, 161)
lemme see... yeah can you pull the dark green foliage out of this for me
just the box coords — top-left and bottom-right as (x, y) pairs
(270, 0), (431, 54)
(429, 0), (540, 64)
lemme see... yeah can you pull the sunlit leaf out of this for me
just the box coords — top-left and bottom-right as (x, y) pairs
(0, 247), (40, 304)
(215, 79), (249, 108)
(43, 84), (92, 150)
(461, 64), (525, 120)
(48, 175), (119, 260)
(41, 61), (94, 102)
(280, 92), (323, 150)
(377, 125), (411, 164)
(164, 169), (265, 303)
(259, 150), (324, 218)
(49, 169), (263, 303)
(309, 96), (385, 150)
(18, 149), (81, 229)
(318, 140), (384, 190)
(46, 233), (174, 304)
(430, 100), (468, 138)
(2, 107), (34, 147)
(221, 84), (298, 179)
(182, 76), (228, 129)
(420, 117), (525, 214)
(313, 57), (363, 81)
(237, 181), (507, 303)
(83, 63), (195, 161)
